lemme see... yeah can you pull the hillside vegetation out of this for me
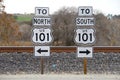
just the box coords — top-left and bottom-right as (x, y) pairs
(0, 12), (21, 45)
(0, 7), (120, 46)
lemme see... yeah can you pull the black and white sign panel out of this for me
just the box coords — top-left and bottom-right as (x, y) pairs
(78, 6), (93, 16)
(33, 17), (51, 26)
(35, 7), (49, 16)
(75, 28), (96, 44)
(76, 17), (95, 26)
(32, 28), (53, 44)
(34, 46), (50, 57)
(77, 47), (93, 58)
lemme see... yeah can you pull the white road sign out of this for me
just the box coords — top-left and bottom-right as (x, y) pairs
(34, 46), (50, 57)
(32, 28), (53, 44)
(77, 47), (93, 58)
(78, 6), (93, 16)
(76, 17), (95, 26)
(35, 7), (49, 16)
(33, 17), (51, 26)
(74, 28), (96, 44)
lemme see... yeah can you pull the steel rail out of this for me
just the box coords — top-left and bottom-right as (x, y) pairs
(0, 46), (120, 53)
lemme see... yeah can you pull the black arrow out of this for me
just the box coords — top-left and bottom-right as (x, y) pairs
(37, 48), (48, 54)
(79, 49), (90, 55)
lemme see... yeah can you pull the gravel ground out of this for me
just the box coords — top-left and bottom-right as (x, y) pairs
(0, 52), (120, 74)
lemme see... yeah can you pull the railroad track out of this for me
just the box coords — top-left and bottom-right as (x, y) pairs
(0, 46), (120, 75)
(0, 46), (120, 53)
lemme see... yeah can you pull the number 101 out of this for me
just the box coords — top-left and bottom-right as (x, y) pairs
(35, 33), (50, 41)
(78, 33), (92, 42)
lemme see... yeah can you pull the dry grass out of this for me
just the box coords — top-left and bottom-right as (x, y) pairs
(0, 41), (32, 46)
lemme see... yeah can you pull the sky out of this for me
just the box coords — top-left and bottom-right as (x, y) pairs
(3, 0), (120, 15)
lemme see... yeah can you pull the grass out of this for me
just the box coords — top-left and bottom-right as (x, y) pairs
(15, 14), (33, 22)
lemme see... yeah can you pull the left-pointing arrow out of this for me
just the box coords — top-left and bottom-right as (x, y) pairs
(37, 48), (48, 54)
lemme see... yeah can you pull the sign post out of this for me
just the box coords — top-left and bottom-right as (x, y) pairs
(84, 58), (87, 74)
(40, 57), (44, 74)
(75, 6), (96, 74)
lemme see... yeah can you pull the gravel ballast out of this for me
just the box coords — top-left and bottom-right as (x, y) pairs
(0, 52), (120, 74)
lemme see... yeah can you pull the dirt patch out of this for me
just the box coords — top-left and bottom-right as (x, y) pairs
(0, 74), (120, 80)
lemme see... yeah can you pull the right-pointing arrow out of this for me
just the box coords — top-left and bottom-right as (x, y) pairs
(79, 49), (90, 55)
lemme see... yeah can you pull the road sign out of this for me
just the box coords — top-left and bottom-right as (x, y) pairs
(77, 47), (93, 57)
(32, 28), (53, 44)
(76, 17), (95, 26)
(78, 6), (93, 16)
(34, 46), (50, 56)
(74, 28), (96, 44)
(35, 7), (49, 16)
(33, 17), (51, 26)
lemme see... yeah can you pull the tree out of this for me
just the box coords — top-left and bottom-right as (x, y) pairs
(52, 7), (77, 46)
(108, 18), (120, 46)
(19, 24), (31, 41)
(0, 12), (21, 45)
(94, 13), (110, 46)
